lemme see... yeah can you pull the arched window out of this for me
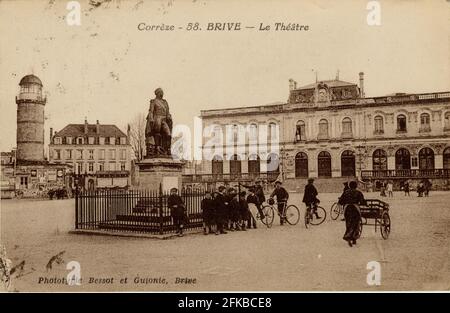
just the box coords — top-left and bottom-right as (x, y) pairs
(267, 153), (280, 181)
(248, 154), (260, 178)
(341, 150), (355, 177)
(395, 148), (411, 170)
(419, 113), (431, 132)
(295, 152), (308, 178)
(372, 149), (387, 171)
(229, 154), (241, 179)
(268, 122), (278, 143)
(419, 148), (434, 170)
(444, 113), (450, 130)
(212, 155), (223, 178)
(318, 151), (332, 177)
(397, 114), (407, 132)
(248, 123), (258, 142)
(443, 147), (450, 169)
(341, 118), (353, 138)
(318, 119), (329, 139)
(295, 120), (306, 142)
(374, 116), (384, 134)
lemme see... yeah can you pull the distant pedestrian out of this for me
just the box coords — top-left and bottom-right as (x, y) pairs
(387, 182), (393, 198)
(404, 181), (410, 196)
(417, 182), (424, 197)
(168, 188), (187, 237)
(424, 179), (432, 197)
(380, 182), (386, 197)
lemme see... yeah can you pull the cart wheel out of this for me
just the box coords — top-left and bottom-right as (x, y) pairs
(285, 205), (300, 225)
(261, 205), (274, 228)
(330, 202), (341, 220)
(380, 212), (391, 239)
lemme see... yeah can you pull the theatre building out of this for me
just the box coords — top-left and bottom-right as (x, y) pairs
(188, 72), (450, 191)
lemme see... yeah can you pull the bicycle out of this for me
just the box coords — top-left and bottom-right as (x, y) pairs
(262, 200), (300, 228)
(304, 202), (327, 228)
(330, 202), (344, 220)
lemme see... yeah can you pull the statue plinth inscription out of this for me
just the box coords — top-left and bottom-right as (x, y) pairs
(136, 88), (183, 192)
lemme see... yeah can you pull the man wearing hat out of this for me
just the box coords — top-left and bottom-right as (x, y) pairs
(269, 181), (289, 225)
(302, 178), (321, 219)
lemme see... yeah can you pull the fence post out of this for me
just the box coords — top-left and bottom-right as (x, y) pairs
(75, 188), (78, 229)
(159, 183), (164, 235)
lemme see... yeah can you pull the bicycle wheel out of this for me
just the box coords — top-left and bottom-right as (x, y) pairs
(330, 202), (341, 220)
(261, 205), (275, 228)
(285, 205), (300, 225)
(309, 206), (327, 226)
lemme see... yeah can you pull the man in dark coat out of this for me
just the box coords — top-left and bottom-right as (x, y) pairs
(302, 178), (321, 219)
(338, 181), (366, 247)
(167, 188), (187, 236)
(213, 186), (228, 235)
(201, 191), (215, 235)
(245, 188), (259, 228)
(269, 181), (289, 225)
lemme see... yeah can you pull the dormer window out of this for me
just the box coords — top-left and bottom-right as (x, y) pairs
(88, 137), (95, 145)
(77, 137), (84, 145)
(99, 137), (105, 145)
(66, 137), (73, 145)
(120, 137), (126, 145)
(54, 137), (62, 144)
(110, 137), (115, 145)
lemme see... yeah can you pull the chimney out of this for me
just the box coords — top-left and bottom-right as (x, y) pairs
(84, 118), (88, 134)
(359, 72), (365, 98)
(289, 79), (295, 91)
(294, 80), (297, 89)
(50, 127), (53, 142)
(127, 124), (131, 144)
(96, 120), (100, 134)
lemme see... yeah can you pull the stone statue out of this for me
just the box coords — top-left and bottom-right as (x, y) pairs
(145, 88), (173, 157)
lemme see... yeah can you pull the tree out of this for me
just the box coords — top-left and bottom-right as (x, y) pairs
(129, 112), (146, 161)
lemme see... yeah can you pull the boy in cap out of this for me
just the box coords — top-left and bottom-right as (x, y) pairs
(167, 188), (187, 237)
(201, 191), (215, 235)
(213, 186), (228, 235)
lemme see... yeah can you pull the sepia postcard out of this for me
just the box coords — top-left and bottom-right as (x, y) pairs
(0, 0), (449, 297)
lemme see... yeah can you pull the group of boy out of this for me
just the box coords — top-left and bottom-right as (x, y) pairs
(201, 181), (267, 235)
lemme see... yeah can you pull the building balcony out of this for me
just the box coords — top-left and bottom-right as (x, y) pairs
(182, 172), (280, 184)
(419, 126), (431, 133)
(373, 129), (384, 135)
(361, 169), (450, 180)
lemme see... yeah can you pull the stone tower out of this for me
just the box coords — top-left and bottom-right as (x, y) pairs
(16, 74), (46, 162)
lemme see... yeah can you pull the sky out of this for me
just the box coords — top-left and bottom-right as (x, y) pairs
(0, 0), (449, 152)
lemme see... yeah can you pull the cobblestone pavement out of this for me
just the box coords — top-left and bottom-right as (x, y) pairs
(1, 191), (449, 291)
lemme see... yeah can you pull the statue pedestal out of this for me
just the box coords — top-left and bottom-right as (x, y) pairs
(135, 158), (183, 192)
